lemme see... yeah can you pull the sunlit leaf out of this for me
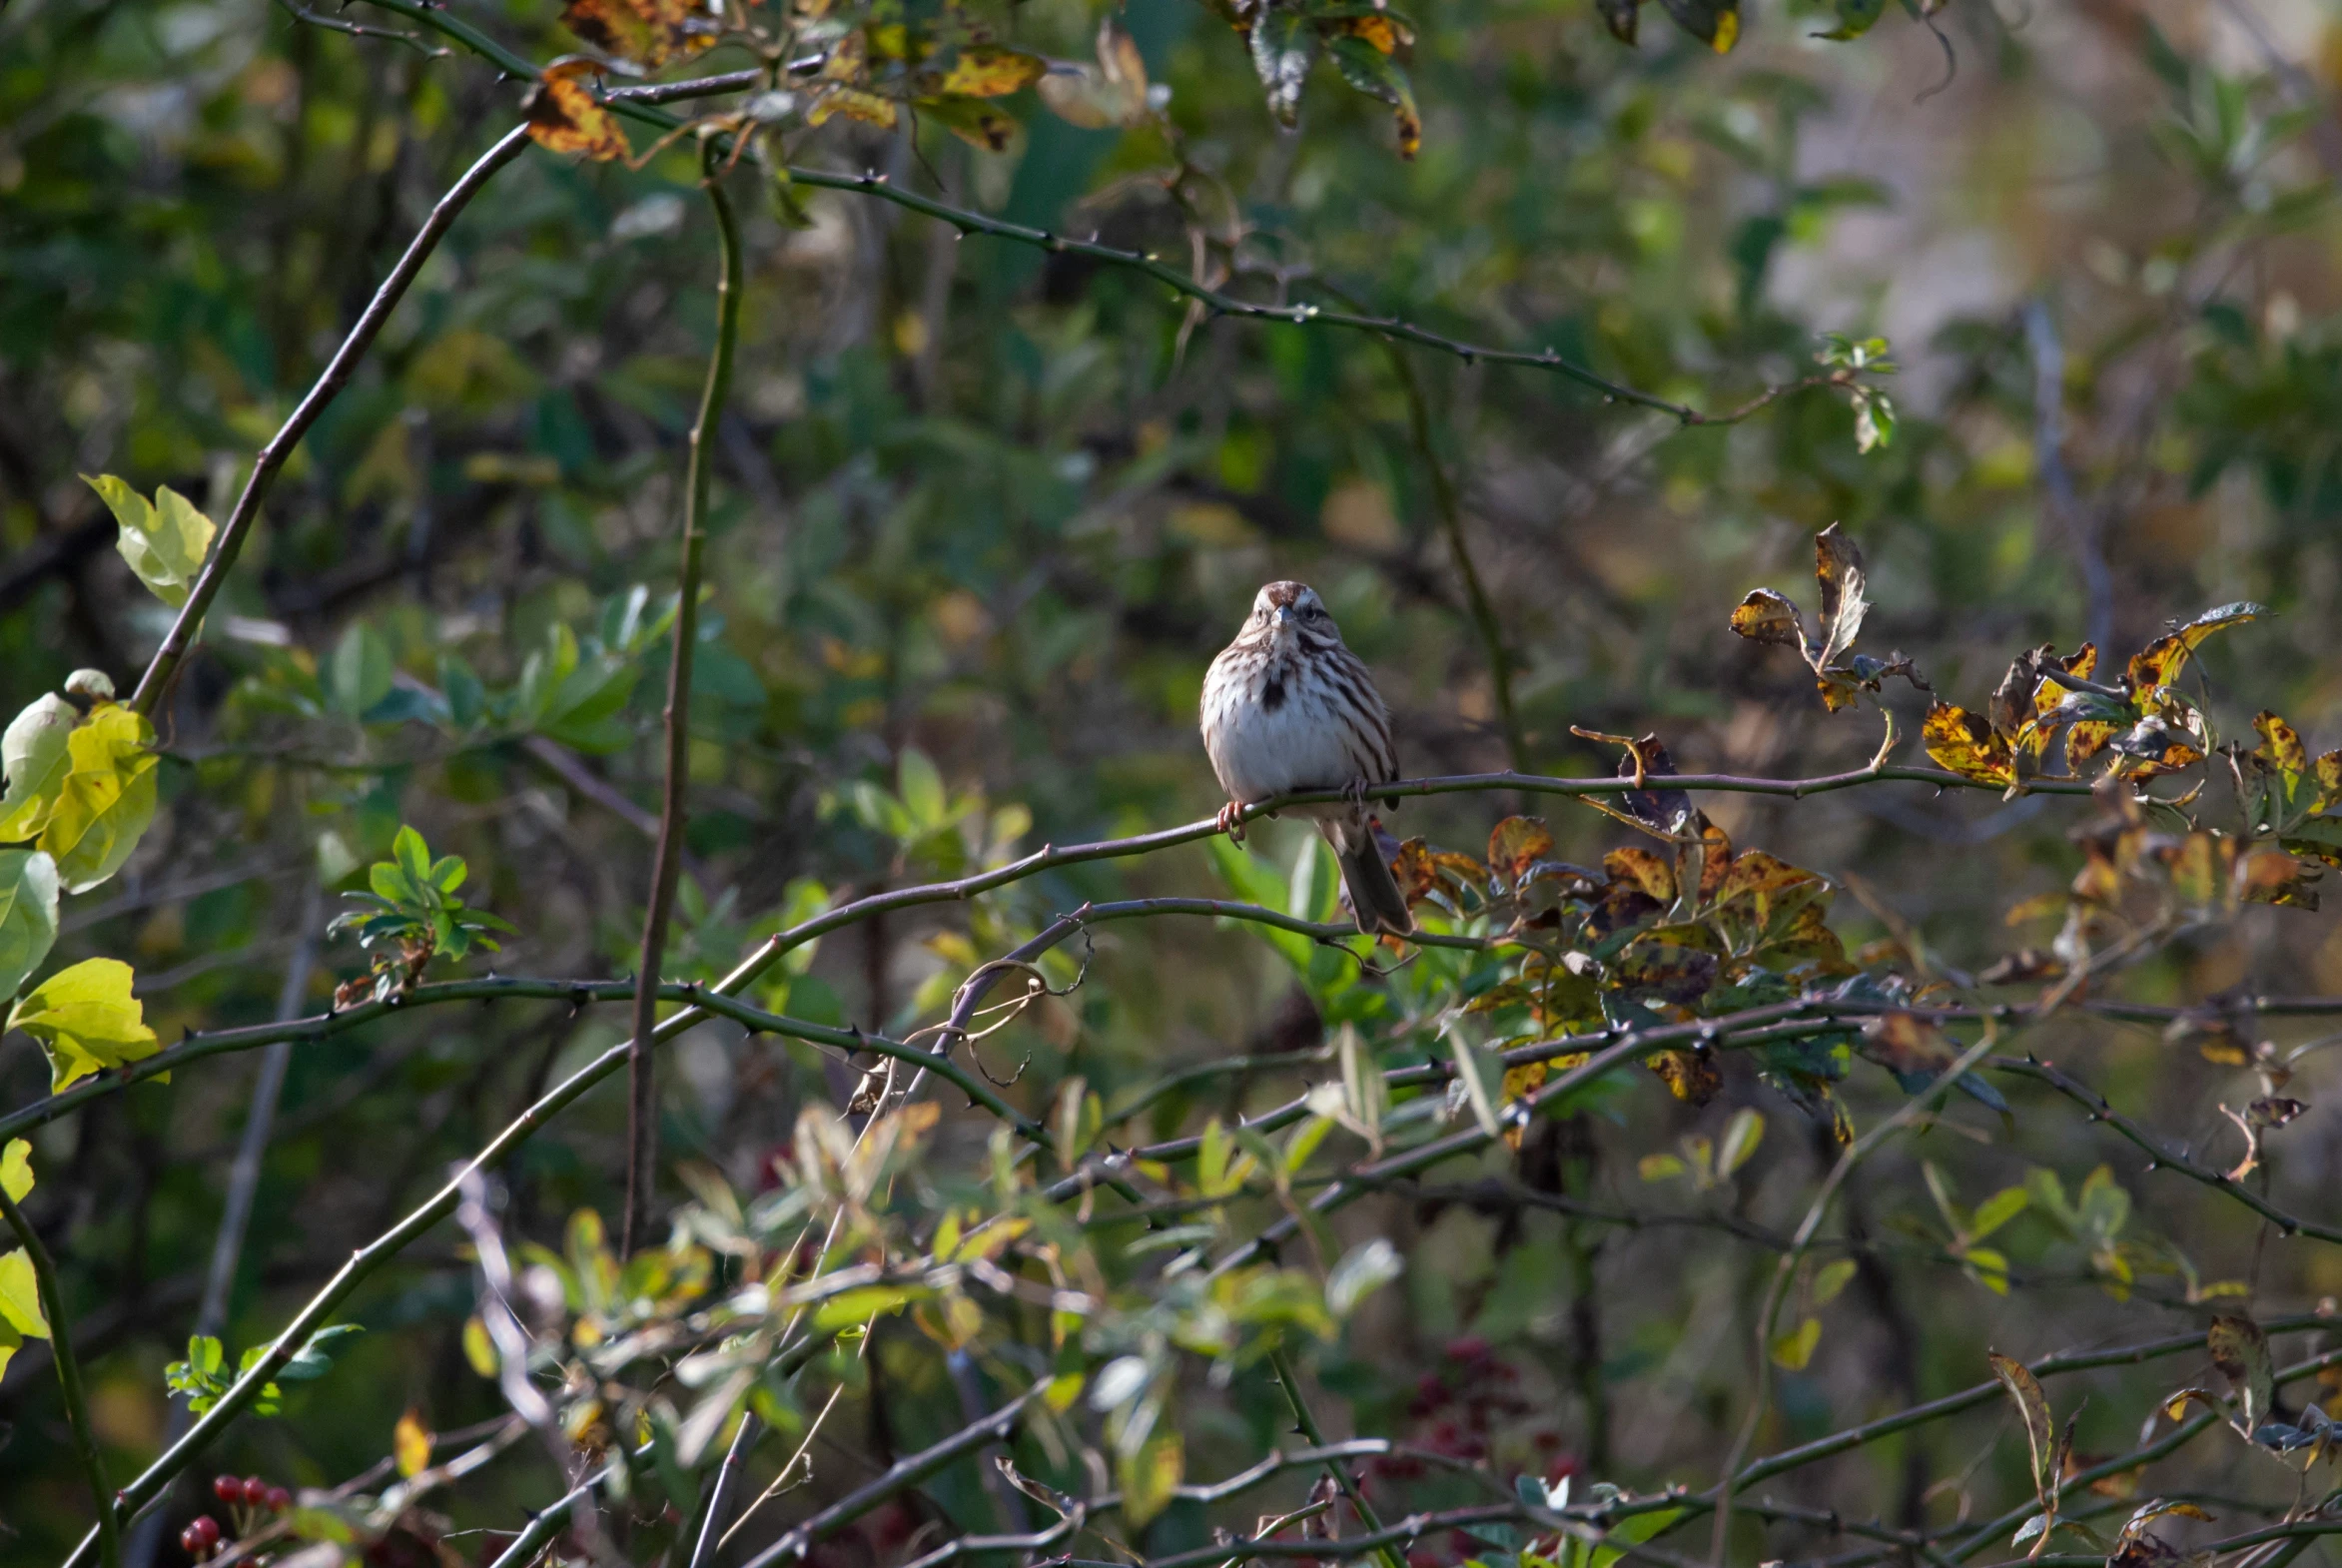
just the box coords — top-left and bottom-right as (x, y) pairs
(1923, 701), (2016, 788)
(525, 62), (632, 161)
(559, 0), (715, 69)
(1771, 1315), (1821, 1368)
(85, 474), (216, 607)
(1487, 816), (1554, 882)
(938, 45), (1046, 97)
(6, 956), (159, 1092)
(393, 1407), (432, 1478)
(0, 849), (61, 1002)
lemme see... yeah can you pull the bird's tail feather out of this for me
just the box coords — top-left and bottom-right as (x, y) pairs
(1321, 819), (1413, 936)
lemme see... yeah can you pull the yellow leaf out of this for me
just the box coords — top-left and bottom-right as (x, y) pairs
(938, 45), (1046, 97)
(393, 1408), (432, 1478)
(84, 475), (217, 608)
(0, 693), (79, 841)
(560, 0), (716, 69)
(461, 1316), (498, 1378)
(1771, 1316), (1820, 1368)
(525, 64), (632, 162)
(1, 1140), (30, 1204)
(5, 956), (159, 1093)
(36, 704), (159, 894)
(0, 1249), (47, 1342)
(808, 87), (900, 130)
(1923, 701), (2015, 788)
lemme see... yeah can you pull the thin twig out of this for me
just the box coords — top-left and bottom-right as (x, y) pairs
(347, 0), (1879, 429)
(127, 125), (531, 716)
(0, 1182), (119, 1568)
(624, 140), (743, 1256)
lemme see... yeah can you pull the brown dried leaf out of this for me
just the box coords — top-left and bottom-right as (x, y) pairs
(2068, 719), (2119, 772)
(1697, 816), (1735, 904)
(1730, 587), (1810, 654)
(2207, 1315), (2274, 1432)
(524, 63), (631, 162)
(1645, 1046), (1722, 1105)
(1603, 846), (1676, 903)
(2125, 601), (2265, 691)
(2236, 847), (2319, 910)
(808, 87), (902, 129)
(1978, 949), (2063, 985)
(560, 0), (717, 69)
(1924, 701), (2016, 788)
(1391, 837), (1437, 905)
(1862, 1011), (1958, 1075)
(1487, 816), (1555, 882)
(1615, 944), (1718, 1005)
(1713, 849), (1821, 907)
(1988, 1351), (2057, 1504)
(2246, 1096), (2307, 1129)
(1814, 523), (1868, 667)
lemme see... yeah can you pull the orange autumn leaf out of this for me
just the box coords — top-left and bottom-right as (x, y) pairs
(561, 0), (717, 68)
(525, 63), (630, 162)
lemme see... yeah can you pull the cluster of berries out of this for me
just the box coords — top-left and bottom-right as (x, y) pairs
(177, 1475), (291, 1560)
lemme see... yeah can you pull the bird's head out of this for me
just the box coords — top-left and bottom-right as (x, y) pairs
(1248, 580), (1338, 645)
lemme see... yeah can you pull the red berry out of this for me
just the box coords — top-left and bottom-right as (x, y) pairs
(264, 1485), (291, 1512)
(244, 1476), (267, 1505)
(212, 1475), (242, 1504)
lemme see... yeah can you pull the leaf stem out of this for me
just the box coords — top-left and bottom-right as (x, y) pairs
(0, 1183), (119, 1568)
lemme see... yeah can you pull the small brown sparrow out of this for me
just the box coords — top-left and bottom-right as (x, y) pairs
(1200, 581), (1412, 936)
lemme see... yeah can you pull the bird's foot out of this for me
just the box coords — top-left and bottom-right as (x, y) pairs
(1216, 801), (1248, 843)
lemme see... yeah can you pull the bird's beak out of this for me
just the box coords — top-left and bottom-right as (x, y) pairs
(1272, 605), (1292, 628)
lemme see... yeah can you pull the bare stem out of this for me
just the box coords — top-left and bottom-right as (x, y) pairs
(1269, 1346), (1410, 1568)
(624, 141), (743, 1256)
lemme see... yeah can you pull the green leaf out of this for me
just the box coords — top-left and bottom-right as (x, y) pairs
(1811, 1257), (1858, 1305)
(1447, 1027), (1505, 1140)
(1248, 6), (1315, 126)
(898, 748), (947, 832)
(279, 1322), (366, 1382)
(5, 956), (160, 1092)
(0, 849), (61, 1001)
(0, 694), (79, 842)
(1969, 1185), (2030, 1241)
(35, 705), (160, 894)
(811, 1284), (923, 1330)
(330, 623), (395, 718)
(1118, 1429), (1183, 1528)
(86, 474), (217, 607)
(1591, 1507), (1685, 1568)
(1326, 35), (1421, 158)
(1715, 1107), (1764, 1176)
(0, 1248), (47, 1340)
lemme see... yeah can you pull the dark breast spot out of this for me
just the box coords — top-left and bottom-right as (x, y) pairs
(1260, 672), (1286, 711)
